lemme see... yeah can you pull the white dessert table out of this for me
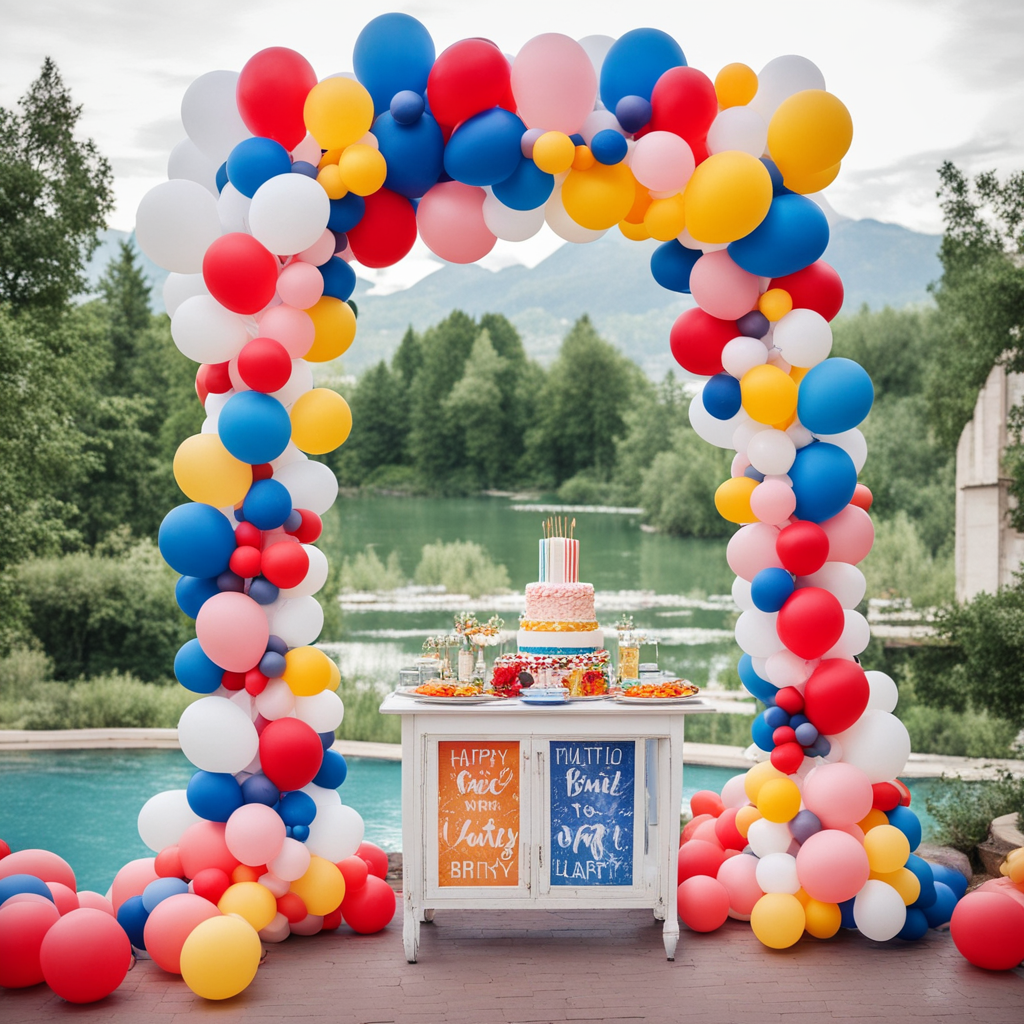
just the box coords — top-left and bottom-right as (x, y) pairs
(379, 691), (716, 962)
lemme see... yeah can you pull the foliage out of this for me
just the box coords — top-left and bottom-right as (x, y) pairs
(682, 712), (760, 747)
(861, 511), (954, 608)
(898, 703), (1020, 760)
(925, 771), (1024, 856)
(334, 676), (401, 745)
(0, 646), (53, 700)
(414, 539), (510, 598)
(340, 545), (406, 593)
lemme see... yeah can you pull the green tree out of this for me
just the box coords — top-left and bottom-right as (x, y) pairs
(344, 360), (408, 479)
(392, 326), (423, 387)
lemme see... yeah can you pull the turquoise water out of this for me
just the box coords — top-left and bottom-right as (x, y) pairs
(0, 750), (940, 894)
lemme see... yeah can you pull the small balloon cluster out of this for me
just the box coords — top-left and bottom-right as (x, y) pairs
(950, 847), (1024, 971)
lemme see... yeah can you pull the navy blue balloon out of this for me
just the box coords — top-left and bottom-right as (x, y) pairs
(897, 907), (929, 941)
(750, 710), (775, 751)
(601, 29), (686, 111)
(760, 157), (791, 196)
(702, 373), (742, 420)
(174, 638), (224, 694)
(226, 137), (292, 198)
(117, 895), (149, 950)
(187, 770), (243, 821)
(591, 129), (628, 165)
(248, 578), (280, 605)
(159, 503), (236, 578)
(922, 881), (957, 927)
(313, 749), (348, 789)
(492, 157), (554, 211)
(444, 108), (526, 187)
(243, 478), (292, 531)
(789, 809), (822, 844)
(736, 309), (770, 338)
(750, 567), (795, 612)
(373, 111), (445, 198)
(789, 713), (809, 729)
(788, 442), (858, 523)
(906, 854), (937, 909)
(354, 12), (435, 115)
(279, 791), (317, 827)
(291, 825), (310, 842)
(738, 653), (778, 704)
(260, 651), (287, 678)
(886, 805), (922, 851)
(328, 192), (367, 233)
(331, 230), (348, 253)
(0, 873), (53, 905)
(839, 898), (857, 929)
(569, 133), (585, 147)
(142, 877), (188, 913)
(175, 575), (219, 619)
(797, 357), (874, 435)
(290, 160), (319, 179)
(241, 774), (279, 806)
(763, 705), (790, 730)
(743, 466), (765, 482)
(615, 96), (652, 134)
(217, 569), (245, 593)
(283, 509), (303, 533)
(218, 391), (291, 465)
(391, 89), (425, 124)
(318, 729), (336, 751)
(266, 635), (288, 656)
(215, 162), (228, 193)
(318, 255), (356, 302)
(650, 240), (701, 293)
(805, 735), (831, 758)
(728, 194), (829, 279)
(930, 864), (968, 901)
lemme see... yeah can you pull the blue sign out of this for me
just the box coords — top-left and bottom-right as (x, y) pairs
(549, 740), (635, 887)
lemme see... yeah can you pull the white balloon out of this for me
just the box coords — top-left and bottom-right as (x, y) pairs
(249, 174), (331, 255)
(577, 34), (615, 83)
(747, 429), (796, 476)
(580, 109), (623, 146)
(137, 790), (201, 853)
(178, 697), (259, 774)
(722, 336), (768, 379)
(786, 422), (815, 449)
(853, 879), (906, 941)
(734, 609), (783, 658)
(720, 773), (750, 809)
(294, 689), (344, 732)
(254, 678), (295, 720)
(135, 179), (222, 273)
(201, 391), (231, 435)
(168, 138), (219, 196)
(271, 359), (314, 409)
(163, 273), (208, 317)
(750, 55), (826, 122)
(291, 132), (323, 166)
(815, 428), (867, 473)
(268, 837), (311, 882)
(798, 562), (866, 609)
(280, 544), (330, 598)
(257, 871), (292, 898)
(765, 649), (815, 688)
(824, 609), (871, 659)
(766, 348), (791, 373)
(270, 443), (306, 472)
(270, 596), (324, 647)
(482, 193), (545, 241)
(707, 107), (768, 158)
(545, 184), (606, 243)
(732, 576), (754, 611)
(755, 852), (800, 895)
(181, 70), (251, 164)
(677, 226), (729, 253)
(746, 817), (793, 857)
(773, 308), (832, 368)
(732, 420), (771, 455)
(272, 458), (339, 515)
(305, 803), (365, 862)
(217, 182), (251, 234)
(689, 392), (746, 449)
(171, 294), (250, 363)
(833, 711), (911, 783)
(865, 670), (899, 713)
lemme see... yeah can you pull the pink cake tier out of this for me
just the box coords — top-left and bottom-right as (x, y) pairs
(523, 582), (595, 622)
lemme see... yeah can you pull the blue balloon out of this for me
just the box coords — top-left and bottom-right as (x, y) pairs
(794, 721), (819, 745)
(187, 770), (243, 821)
(266, 635), (288, 656)
(174, 639), (224, 695)
(763, 705), (790, 730)
(215, 162), (228, 193)
(929, 864), (968, 901)
(249, 578), (280, 605)
(492, 157), (554, 211)
(318, 729), (336, 751)
(751, 567), (795, 613)
(789, 809), (822, 844)
(243, 478), (292, 531)
(743, 466), (765, 483)
(328, 192), (366, 233)
(728, 194), (829, 278)
(290, 160), (319, 179)
(354, 12), (435, 115)
(283, 509), (303, 532)
(291, 824), (311, 842)
(0, 874), (54, 905)
(789, 714), (809, 729)
(279, 791), (317, 827)
(226, 137), (292, 199)
(797, 357), (875, 435)
(805, 735), (831, 758)
(158, 503), (236, 578)
(318, 255), (357, 302)
(391, 90), (425, 124)
(738, 653), (778, 704)
(897, 906), (929, 941)
(313, 749), (348, 789)
(750, 710), (775, 751)
(886, 805), (923, 851)
(615, 96), (652, 134)
(650, 240), (701, 293)
(259, 651), (286, 678)
(736, 309), (770, 338)
(591, 128), (628, 165)
(788, 442), (858, 523)
(839, 897), (857, 929)
(922, 881), (958, 927)
(241, 775), (279, 806)
(142, 877), (188, 913)
(175, 575), (219, 619)
(601, 29), (686, 111)
(217, 569), (245, 593)
(444, 108), (526, 187)
(373, 111), (445, 199)
(906, 854), (937, 909)
(760, 157), (791, 196)
(218, 391), (291, 465)
(702, 373), (742, 420)
(117, 894), (149, 950)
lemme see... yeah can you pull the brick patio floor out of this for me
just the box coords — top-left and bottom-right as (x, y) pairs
(3, 903), (1023, 1024)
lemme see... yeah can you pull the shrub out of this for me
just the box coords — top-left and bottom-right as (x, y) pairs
(683, 712), (755, 747)
(862, 511), (954, 609)
(557, 471), (610, 506)
(414, 540), (510, 598)
(340, 546), (406, 593)
(925, 771), (1024, 857)
(0, 646), (52, 699)
(335, 676), (400, 744)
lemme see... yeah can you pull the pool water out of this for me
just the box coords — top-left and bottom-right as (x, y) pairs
(0, 750), (940, 893)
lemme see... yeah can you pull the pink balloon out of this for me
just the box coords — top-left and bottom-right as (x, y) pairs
(224, 803), (287, 867)
(801, 762), (873, 828)
(110, 857), (158, 913)
(296, 228), (337, 266)
(750, 479), (797, 525)
(178, 821), (240, 880)
(0, 848), (76, 890)
(196, 591), (269, 672)
(276, 261), (323, 309)
(630, 131), (696, 193)
(821, 504), (875, 564)
(258, 304), (315, 358)
(689, 251), (761, 321)
(76, 891), (115, 916)
(45, 881), (80, 915)
(796, 829), (870, 904)
(39, 908), (132, 1003)
(417, 182), (496, 264)
(143, 892), (220, 974)
(0, 899), (60, 988)
(510, 33), (597, 135)
(677, 875), (730, 932)
(727, 522), (783, 581)
(717, 852), (763, 919)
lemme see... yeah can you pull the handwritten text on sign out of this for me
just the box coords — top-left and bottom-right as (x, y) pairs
(549, 740), (635, 886)
(437, 741), (520, 887)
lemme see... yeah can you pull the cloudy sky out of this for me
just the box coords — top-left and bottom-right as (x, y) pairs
(2, 0), (1022, 279)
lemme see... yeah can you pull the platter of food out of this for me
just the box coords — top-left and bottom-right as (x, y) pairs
(613, 680), (700, 704)
(397, 683), (500, 704)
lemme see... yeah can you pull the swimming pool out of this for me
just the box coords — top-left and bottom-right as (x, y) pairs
(0, 750), (941, 893)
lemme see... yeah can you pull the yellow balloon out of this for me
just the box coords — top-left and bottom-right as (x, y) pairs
(316, 164), (347, 200)
(735, 804), (762, 838)
(339, 144), (387, 197)
(768, 90), (853, 180)
(290, 856), (346, 916)
(741, 364), (798, 424)
(715, 63), (758, 109)
(757, 778), (802, 823)
(282, 645), (335, 696)
(863, 824), (910, 875)
(789, 365), (810, 386)
(619, 219), (651, 241)
(290, 387), (352, 454)
(173, 434), (252, 507)
(643, 193), (687, 241)
(857, 808), (890, 834)
(571, 145), (596, 172)
(715, 476), (758, 524)
(758, 287), (793, 322)
(561, 163), (636, 231)
(782, 161), (842, 196)
(218, 882), (277, 932)
(750, 893), (806, 949)
(305, 296), (356, 363)
(318, 148), (343, 169)
(743, 760), (787, 804)
(532, 131), (576, 175)
(304, 77), (374, 151)
(180, 915), (261, 1000)
(624, 181), (653, 225)
(1003, 848), (1024, 883)
(683, 151), (773, 244)
(803, 898), (841, 939)
(872, 867), (921, 906)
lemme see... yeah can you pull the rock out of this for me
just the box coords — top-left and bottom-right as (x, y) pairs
(917, 842), (972, 883)
(977, 813), (1024, 877)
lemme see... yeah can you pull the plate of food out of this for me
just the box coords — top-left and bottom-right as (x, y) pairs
(397, 683), (500, 704)
(614, 680), (700, 704)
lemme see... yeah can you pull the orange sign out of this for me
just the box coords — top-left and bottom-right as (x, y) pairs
(437, 741), (520, 887)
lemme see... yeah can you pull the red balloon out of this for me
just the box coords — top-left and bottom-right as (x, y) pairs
(221, 670), (246, 691)
(229, 545), (262, 579)
(252, 462), (274, 482)
(950, 891), (1024, 971)
(177, 822), (239, 880)
(236, 47), (317, 150)
(340, 875), (396, 934)
(196, 362), (233, 406)
(670, 307), (738, 376)
(0, 838), (11, 859)
(871, 782), (902, 812)
(772, 725), (797, 746)
(714, 808), (746, 851)
(347, 188), (418, 269)
(770, 260), (844, 322)
(775, 686), (804, 715)
(237, 337), (293, 393)
(770, 740), (805, 775)
(291, 509), (323, 543)
(776, 586), (845, 660)
(356, 841), (390, 881)
(677, 875), (730, 933)
(803, 659), (870, 735)
(0, 899), (60, 987)
(678, 839), (727, 883)
(259, 718), (323, 791)
(235, 521), (262, 548)
(322, 905), (344, 931)
(154, 845), (184, 879)
(261, 542), (310, 589)
(244, 668), (269, 696)
(776, 521), (829, 576)
(690, 790), (725, 818)
(337, 855), (370, 893)
(276, 892), (308, 924)
(39, 908), (132, 1003)
(203, 233), (279, 315)
(191, 867), (231, 904)
(646, 67), (719, 145)
(426, 39), (511, 127)
(680, 813), (714, 845)
(851, 483), (874, 511)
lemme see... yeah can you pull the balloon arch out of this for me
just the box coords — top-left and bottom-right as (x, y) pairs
(123, 11), (954, 999)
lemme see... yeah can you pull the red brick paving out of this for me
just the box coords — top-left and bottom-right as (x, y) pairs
(3, 903), (1023, 1024)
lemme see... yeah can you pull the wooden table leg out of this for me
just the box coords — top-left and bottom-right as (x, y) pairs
(403, 890), (420, 962)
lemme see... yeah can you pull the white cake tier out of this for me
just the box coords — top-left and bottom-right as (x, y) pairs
(517, 628), (604, 654)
